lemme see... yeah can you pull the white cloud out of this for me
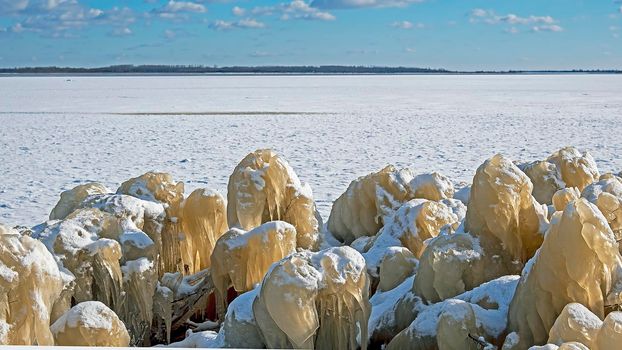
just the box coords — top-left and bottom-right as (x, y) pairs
(162, 1), (206, 13)
(470, 8), (563, 33)
(164, 29), (176, 39)
(110, 27), (132, 36)
(209, 18), (266, 30)
(252, 1), (336, 21)
(405, 47), (416, 53)
(311, 0), (423, 9)
(232, 6), (245, 16)
(532, 24), (563, 32)
(391, 20), (413, 29)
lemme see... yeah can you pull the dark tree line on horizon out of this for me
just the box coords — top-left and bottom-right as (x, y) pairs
(0, 65), (620, 74)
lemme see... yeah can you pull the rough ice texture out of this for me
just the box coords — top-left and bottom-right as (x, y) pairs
(254, 246), (370, 350)
(465, 154), (545, 263)
(552, 188), (581, 212)
(410, 172), (455, 201)
(547, 303), (602, 348)
(547, 147), (600, 193)
(387, 275), (519, 349)
(227, 149), (320, 250)
(117, 171), (185, 275)
(368, 275), (416, 345)
(377, 247), (418, 292)
(49, 182), (110, 220)
(503, 199), (622, 349)
(596, 311), (622, 349)
(518, 161), (564, 205)
(0, 224), (63, 345)
(327, 165), (416, 244)
(216, 287), (264, 348)
(581, 176), (622, 241)
(180, 188), (228, 273)
(50, 301), (130, 346)
(211, 221), (297, 317)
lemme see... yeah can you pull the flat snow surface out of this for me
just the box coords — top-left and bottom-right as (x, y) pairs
(1, 74), (621, 227)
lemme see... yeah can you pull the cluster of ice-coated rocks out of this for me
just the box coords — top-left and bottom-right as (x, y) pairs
(2, 146), (622, 349)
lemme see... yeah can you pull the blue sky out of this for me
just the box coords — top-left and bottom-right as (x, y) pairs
(0, 0), (621, 70)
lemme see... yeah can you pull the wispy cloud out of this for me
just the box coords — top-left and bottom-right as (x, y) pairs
(470, 8), (563, 33)
(152, 1), (206, 20)
(209, 18), (266, 30)
(311, 0), (424, 9)
(252, 1), (336, 21)
(391, 20), (424, 29)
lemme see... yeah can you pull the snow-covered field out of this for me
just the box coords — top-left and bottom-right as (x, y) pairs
(0, 74), (621, 227)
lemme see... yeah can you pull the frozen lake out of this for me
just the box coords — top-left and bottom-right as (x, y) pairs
(1, 74), (621, 227)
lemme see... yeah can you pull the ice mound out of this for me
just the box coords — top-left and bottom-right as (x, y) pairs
(328, 165), (416, 244)
(211, 221), (297, 318)
(117, 171), (185, 275)
(362, 198), (462, 283)
(581, 176), (622, 240)
(413, 154), (546, 304)
(227, 149), (320, 250)
(410, 172), (455, 201)
(49, 182), (110, 220)
(503, 198), (622, 349)
(51, 301), (130, 346)
(547, 146), (600, 192)
(518, 160), (564, 205)
(547, 303), (602, 348)
(180, 188), (228, 273)
(552, 187), (581, 212)
(253, 246), (370, 349)
(0, 224), (63, 345)
(387, 275), (519, 349)
(466, 154), (545, 263)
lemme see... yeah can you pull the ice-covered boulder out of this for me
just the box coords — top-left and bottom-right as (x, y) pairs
(117, 171), (185, 274)
(216, 287), (264, 348)
(49, 182), (110, 220)
(211, 221), (297, 318)
(0, 224), (64, 345)
(362, 199), (461, 283)
(552, 188), (580, 212)
(227, 149), (320, 250)
(328, 165), (415, 244)
(466, 154), (546, 263)
(503, 199), (622, 349)
(387, 275), (519, 350)
(253, 246), (370, 349)
(180, 188), (228, 273)
(377, 247), (418, 292)
(597, 311), (622, 349)
(410, 172), (455, 201)
(518, 161), (564, 205)
(547, 303), (602, 348)
(581, 176), (622, 240)
(547, 147), (599, 192)
(368, 275), (416, 345)
(51, 301), (130, 346)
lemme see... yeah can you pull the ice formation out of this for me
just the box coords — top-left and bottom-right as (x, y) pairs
(413, 154), (547, 304)
(581, 176), (622, 240)
(211, 221), (297, 318)
(49, 182), (110, 220)
(117, 171), (185, 275)
(465, 154), (545, 263)
(50, 301), (130, 346)
(552, 187), (581, 212)
(519, 161), (564, 205)
(180, 188), (228, 273)
(410, 172), (455, 201)
(547, 146), (600, 192)
(227, 149), (320, 250)
(328, 165), (416, 244)
(253, 246), (370, 349)
(0, 224), (63, 345)
(546, 303), (602, 348)
(3, 146), (619, 349)
(503, 198), (622, 349)
(387, 275), (519, 349)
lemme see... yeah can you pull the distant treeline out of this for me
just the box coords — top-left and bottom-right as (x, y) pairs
(0, 65), (620, 74)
